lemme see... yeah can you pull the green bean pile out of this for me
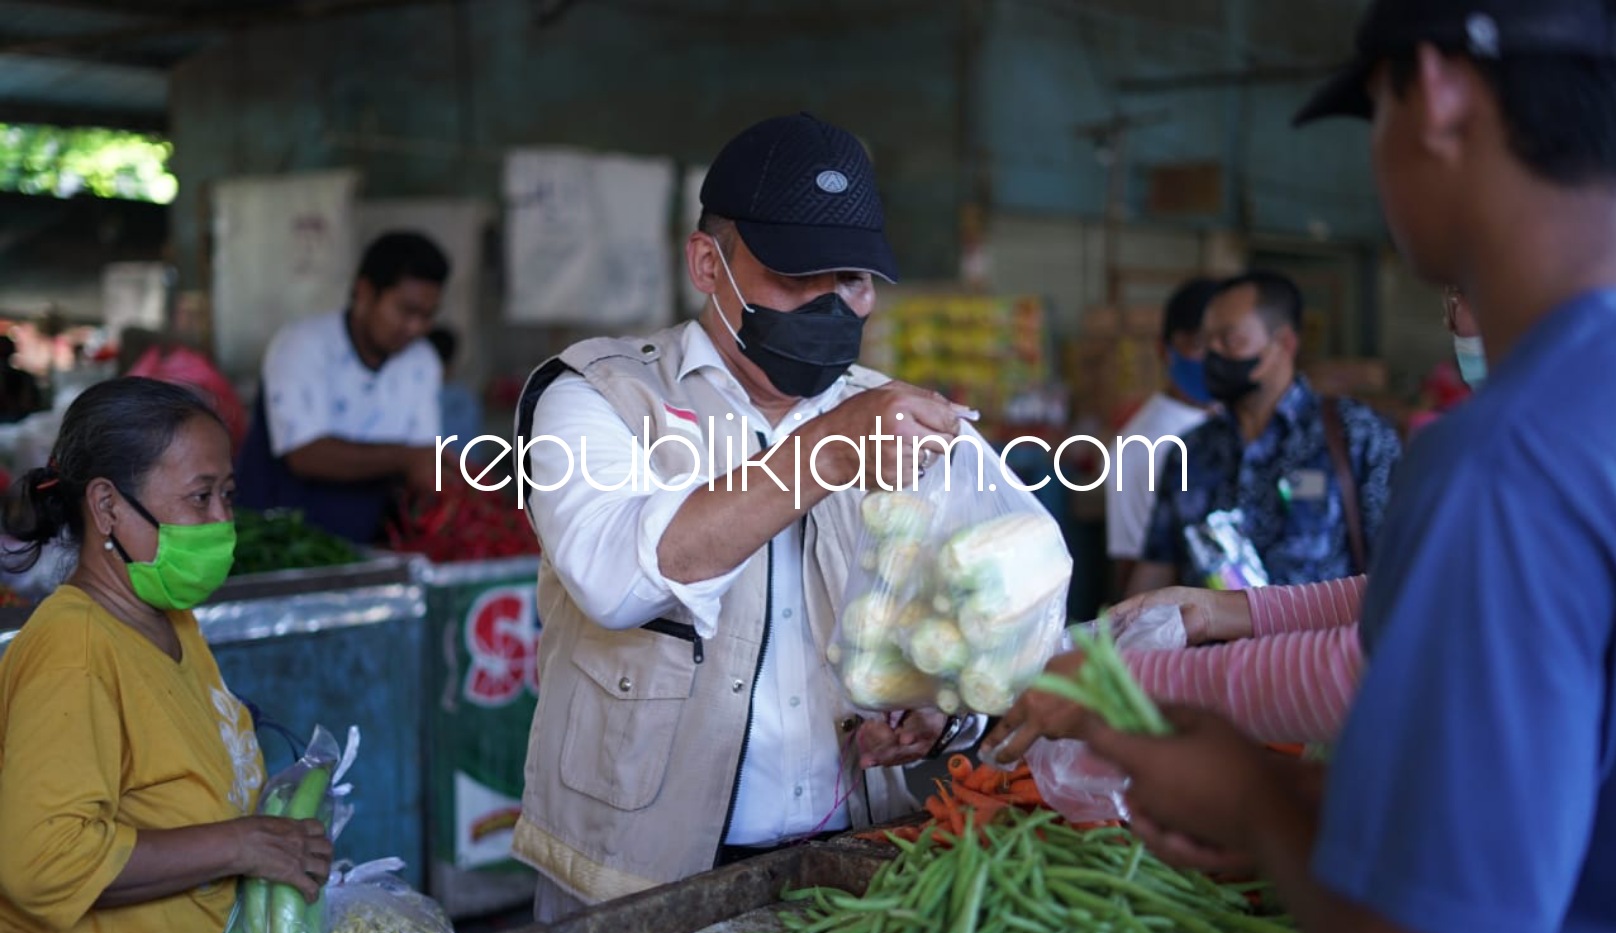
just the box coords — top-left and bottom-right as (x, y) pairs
(1032, 620), (1171, 735)
(781, 809), (1294, 933)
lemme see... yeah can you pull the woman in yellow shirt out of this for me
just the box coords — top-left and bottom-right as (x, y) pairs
(0, 378), (333, 933)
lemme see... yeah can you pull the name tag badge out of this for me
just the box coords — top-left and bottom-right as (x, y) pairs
(1286, 469), (1329, 502)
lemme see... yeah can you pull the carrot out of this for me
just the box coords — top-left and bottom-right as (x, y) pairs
(964, 763), (1003, 793)
(925, 794), (950, 821)
(947, 754), (974, 784)
(951, 785), (1011, 822)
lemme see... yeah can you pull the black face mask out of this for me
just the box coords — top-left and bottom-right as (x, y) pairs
(1203, 350), (1263, 403)
(733, 292), (866, 398)
(711, 238), (866, 398)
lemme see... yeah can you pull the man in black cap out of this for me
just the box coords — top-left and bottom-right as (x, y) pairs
(984, 2), (1616, 932)
(509, 114), (1041, 920)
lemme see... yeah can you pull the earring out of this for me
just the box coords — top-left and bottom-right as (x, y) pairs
(103, 540), (113, 552)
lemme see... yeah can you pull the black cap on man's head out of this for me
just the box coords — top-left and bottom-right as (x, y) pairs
(1295, 0), (1616, 125)
(700, 113), (899, 283)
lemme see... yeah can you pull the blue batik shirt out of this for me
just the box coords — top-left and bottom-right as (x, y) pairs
(1140, 375), (1401, 586)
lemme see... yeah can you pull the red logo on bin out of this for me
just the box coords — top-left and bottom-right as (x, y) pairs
(463, 586), (542, 707)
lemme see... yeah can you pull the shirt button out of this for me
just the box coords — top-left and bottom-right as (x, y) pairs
(732, 679), (745, 694)
(790, 696), (801, 708)
(782, 609), (793, 619)
(794, 786), (804, 798)
(618, 677), (632, 693)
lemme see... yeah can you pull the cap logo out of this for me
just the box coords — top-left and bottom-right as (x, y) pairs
(1466, 13), (1500, 58)
(815, 170), (849, 194)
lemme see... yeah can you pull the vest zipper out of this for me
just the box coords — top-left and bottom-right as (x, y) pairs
(715, 431), (776, 862)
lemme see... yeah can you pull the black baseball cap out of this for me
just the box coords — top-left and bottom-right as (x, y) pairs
(1295, 0), (1616, 125)
(700, 113), (899, 283)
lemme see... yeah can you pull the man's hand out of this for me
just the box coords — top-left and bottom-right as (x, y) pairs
(803, 383), (966, 490)
(855, 709), (948, 768)
(1111, 586), (1251, 645)
(979, 650), (1090, 764)
(1078, 705), (1287, 857)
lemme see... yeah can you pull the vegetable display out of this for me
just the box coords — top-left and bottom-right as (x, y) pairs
(788, 808), (1295, 933)
(231, 510), (361, 577)
(835, 486), (1072, 716)
(854, 755), (1050, 845)
(384, 487), (539, 563)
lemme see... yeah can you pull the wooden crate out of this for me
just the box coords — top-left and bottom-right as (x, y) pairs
(531, 841), (896, 933)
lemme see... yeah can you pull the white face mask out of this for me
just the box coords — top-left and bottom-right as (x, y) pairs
(1453, 334), (1487, 389)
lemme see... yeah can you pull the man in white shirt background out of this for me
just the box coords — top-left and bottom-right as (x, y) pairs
(1104, 276), (1219, 594)
(510, 113), (1046, 921)
(235, 230), (460, 543)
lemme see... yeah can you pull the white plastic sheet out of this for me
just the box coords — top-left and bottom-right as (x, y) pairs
(211, 170), (360, 378)
(503, 148), (675, 328)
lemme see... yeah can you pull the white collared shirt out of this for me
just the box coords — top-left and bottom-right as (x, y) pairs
(261, 310), (442, 457)
(526, 322), (851, 844)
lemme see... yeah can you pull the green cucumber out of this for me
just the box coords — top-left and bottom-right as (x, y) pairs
(304, 888), (325, 933)
(269, 764), (333, 933)
(240, 783), (294, 933)
(284, 764), (332, 821)
(269, 882), (306, 933)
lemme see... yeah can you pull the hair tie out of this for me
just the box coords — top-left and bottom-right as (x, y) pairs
(35, 460), (60, 491)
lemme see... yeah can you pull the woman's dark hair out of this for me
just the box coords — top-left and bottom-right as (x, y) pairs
(3, 377), (224, 571)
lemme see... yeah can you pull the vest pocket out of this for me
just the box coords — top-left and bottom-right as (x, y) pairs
(559, 625), (700, 811)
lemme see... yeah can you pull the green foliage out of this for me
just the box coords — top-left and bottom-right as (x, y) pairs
(0, 123), (176, 204)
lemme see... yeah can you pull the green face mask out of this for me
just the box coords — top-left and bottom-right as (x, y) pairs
(109, 490), (237, 611)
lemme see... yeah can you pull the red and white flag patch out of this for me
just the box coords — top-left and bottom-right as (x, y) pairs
(662, 402), (702, 438)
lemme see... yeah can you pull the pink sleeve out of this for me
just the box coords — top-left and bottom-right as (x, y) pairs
(1245, 575), (1368, 637)
(1125, 626), (1364, 745)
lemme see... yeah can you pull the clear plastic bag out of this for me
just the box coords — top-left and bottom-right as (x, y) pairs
(831, 447), (1073, 716)
(1184, 509), (1269, 590)
(1024, 737), (1132, 824)
(1023, 608), (1185, 824)
(229, 725), (360, 933)
(325, 859), (453, 933)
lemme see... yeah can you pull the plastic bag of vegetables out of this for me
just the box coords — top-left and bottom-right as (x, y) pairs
(229, 725), (360, 933)
(324, 859), (452, 933)
(832, 441), (1072, 716)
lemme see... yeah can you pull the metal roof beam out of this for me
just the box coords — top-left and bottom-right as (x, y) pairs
(0, 0), (467, 57)
(1117, 64), (1340, 94)
(0, 0), (186, 16)
(0, 34), (184, 70)
(0, 99), (165, 132)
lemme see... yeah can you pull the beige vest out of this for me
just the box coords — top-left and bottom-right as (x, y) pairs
(510, 325), (918, 907)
